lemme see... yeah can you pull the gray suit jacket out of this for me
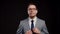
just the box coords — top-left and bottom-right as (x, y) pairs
(16, 17), (49, 34)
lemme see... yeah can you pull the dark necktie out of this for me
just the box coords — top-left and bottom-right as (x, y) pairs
(31, 20), (34, 30)
(31, 20), (35, 34)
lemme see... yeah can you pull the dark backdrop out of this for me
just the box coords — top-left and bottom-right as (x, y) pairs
(1, 0), (59, 34)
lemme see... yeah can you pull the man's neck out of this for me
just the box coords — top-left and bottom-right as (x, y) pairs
(29, 16), (36, 19)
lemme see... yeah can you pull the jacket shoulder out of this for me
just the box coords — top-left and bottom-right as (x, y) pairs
(37, 18), (45, 22)
(19, 18), (28, 26)
(37, 18), (46, 26)
(20, 18), (28, 23)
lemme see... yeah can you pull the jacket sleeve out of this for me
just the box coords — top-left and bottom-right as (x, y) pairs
(16, 21), (24, 34)
(41, 21), (49, 34)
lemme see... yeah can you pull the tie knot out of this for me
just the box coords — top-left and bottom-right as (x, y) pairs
(31, 20), (34, 23)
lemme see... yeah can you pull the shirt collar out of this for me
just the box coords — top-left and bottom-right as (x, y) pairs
(29, 16), (37, 21)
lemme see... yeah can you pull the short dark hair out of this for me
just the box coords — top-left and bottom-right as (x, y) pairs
(27, 2), (38, 10)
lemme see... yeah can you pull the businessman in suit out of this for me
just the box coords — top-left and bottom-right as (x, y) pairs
(16, 3), (49, 34)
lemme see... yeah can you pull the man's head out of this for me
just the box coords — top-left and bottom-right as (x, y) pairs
(27, 3), (38, 18)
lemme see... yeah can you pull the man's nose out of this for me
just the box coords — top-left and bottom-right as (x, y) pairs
(30, 10), (33, 12)
(30, 9), (33, 12)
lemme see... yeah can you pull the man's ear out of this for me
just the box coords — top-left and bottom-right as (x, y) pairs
(36, 10), (38, 14)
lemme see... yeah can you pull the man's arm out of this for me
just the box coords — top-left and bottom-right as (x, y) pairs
(16, 21), (24, 34)
(41, 21), (49, 34)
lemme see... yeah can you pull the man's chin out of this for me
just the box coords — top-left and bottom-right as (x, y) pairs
(29, 15), (36, 18)
(30, 15), (35, 17)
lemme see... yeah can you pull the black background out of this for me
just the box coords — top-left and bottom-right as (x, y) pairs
(1, 0), (59, 34)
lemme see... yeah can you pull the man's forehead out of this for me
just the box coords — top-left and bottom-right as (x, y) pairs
(28, 5), (36, 8)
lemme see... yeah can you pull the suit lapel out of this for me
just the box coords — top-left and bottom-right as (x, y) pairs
(26, 18), (30, 29)
(24, 18), (30, 33)
(35, 18), (42, 30)
(35, 18), (39, 28)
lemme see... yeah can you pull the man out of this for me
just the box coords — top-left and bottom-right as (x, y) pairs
(16, 2), (49, 34)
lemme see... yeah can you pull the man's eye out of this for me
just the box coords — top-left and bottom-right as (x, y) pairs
(29, 8), (31, 10)
(29, 8), (36, 10)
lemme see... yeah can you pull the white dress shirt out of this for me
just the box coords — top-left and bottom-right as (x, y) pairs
(28, 16), (37, 29)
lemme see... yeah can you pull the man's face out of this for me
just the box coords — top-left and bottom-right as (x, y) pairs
(27, 5), (38, 17)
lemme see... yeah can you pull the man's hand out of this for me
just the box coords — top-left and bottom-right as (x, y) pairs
(25, 30), (32, 34)
(32, 28), (41, 34)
